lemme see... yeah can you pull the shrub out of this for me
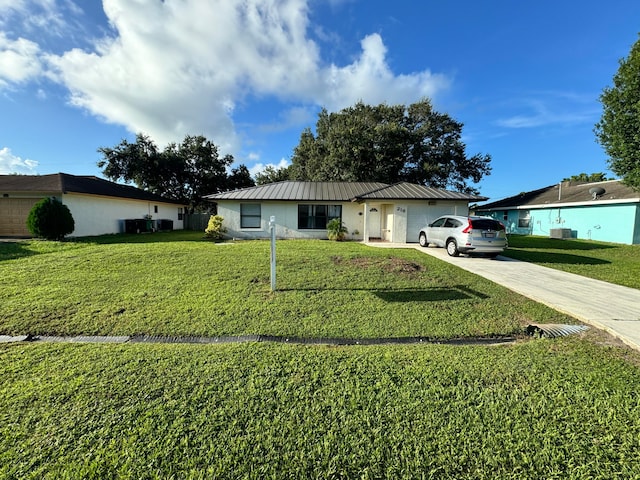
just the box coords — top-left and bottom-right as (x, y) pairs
(205, 215), (227, 240)
(327, 218), (348, 241)
(26, 197), (75, 240)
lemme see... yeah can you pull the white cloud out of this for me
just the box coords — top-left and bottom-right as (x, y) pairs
(0, 33), (42, 87)
(319, 34), (449, 111)
(0, 147), (39, 174)
(496, 95), (600, 129)
(249, 158), (290, 178)
(7, 0), (448, 155)
(0, 0), (70, 36)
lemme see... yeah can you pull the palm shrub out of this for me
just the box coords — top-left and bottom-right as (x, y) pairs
(205, 214), (227, 240)
(26, 197), (75, 240)
(327, 218), (348, 241)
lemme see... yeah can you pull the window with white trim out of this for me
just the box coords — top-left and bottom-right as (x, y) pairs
(518, 210), (531, 228)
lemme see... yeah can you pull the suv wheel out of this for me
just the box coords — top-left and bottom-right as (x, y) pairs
(419, 232), (428, 247)
(446, 239), (459, 257)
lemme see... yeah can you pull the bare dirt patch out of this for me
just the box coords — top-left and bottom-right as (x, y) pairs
(332, 256), (424, 276)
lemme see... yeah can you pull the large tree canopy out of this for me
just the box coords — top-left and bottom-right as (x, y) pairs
(595, 35), (640, 190)
(289, 100), (491, 193)
(98, 134), (254, 210)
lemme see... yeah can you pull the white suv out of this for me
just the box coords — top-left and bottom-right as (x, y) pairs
(418, 215), (507, 257)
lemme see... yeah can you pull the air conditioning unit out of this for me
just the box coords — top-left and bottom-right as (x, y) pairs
(550, 228), (571, 239)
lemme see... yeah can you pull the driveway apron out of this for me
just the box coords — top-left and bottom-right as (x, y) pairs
(367, 243), (640, 352)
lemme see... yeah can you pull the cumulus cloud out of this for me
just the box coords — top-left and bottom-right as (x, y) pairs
(6, 0), (449, 155)
(0, 33), (42, 87)
(0, 147), (39, 174)
(320, 34), (449, 111)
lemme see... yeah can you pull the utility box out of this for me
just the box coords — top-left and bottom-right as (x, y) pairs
(550, 228), (572, 239)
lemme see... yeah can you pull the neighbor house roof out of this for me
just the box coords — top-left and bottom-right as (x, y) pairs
(477, 180), (640, 210)
(206, 181), (486, 202)
(0, 173), (185, 205)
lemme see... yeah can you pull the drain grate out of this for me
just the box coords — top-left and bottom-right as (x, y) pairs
(526, 323), (589, 338)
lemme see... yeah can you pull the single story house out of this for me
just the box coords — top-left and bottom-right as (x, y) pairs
(206, 181), (486, 243)
(475, 179), (640, 244)
(0, 173), (186, 237)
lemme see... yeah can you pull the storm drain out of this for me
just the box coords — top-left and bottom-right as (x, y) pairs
(1, 334), (517, 346)
(526, 323), (589, 338)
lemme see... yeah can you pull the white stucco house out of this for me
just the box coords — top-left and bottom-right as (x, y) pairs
(0, 173), (186, 237)
(206, 181), (486, 243)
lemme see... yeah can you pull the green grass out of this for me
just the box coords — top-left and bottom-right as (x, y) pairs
(0, 233), (573, 339)
(2, 233), (640, 479)
(502, 235), (640, 289)
(2, 339), (640, 479)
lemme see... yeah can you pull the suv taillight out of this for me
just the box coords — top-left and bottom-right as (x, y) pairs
(462, 218), (473, 234)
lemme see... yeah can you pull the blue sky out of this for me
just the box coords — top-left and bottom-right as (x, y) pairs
(1, 1), (639, 201)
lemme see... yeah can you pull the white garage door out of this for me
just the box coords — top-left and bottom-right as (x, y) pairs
(406, 204), (457, 243)
(0, 198), (40, 236)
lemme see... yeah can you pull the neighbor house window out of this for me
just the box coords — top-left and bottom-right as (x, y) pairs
(298, 204), (342, 229)
(518, 210), (531, 228)
(178, 207), (183, 220)
(241, 203), (261, 228)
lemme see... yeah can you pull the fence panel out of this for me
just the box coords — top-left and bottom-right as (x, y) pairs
(184, 213), (211, 232)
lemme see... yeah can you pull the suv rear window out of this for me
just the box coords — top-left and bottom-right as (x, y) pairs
(471, 219), (505, 231)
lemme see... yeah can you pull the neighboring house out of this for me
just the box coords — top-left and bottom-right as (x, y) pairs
(206, 181), (486, 243)
(0, 173), (186, 237)
(476, 179), (640, 245)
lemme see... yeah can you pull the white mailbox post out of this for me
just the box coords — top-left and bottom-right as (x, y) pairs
(269, 216), (276, 291)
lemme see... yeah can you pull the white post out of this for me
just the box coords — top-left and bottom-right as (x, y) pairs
(269, 216), (276, 291)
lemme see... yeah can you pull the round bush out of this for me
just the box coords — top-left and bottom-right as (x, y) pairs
(26, 197), (75, 240)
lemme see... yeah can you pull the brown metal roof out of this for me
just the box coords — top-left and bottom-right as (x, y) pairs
(478, 180), (640, 210)
(0, 173), (185, 204)
(207, 181), (483, 202)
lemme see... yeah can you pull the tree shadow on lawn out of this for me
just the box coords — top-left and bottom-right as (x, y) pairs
(0, 241), (40, 262)
(279, 285), (489, 302)
(507, 235), (618, 251)
(70, 231), (209, 245)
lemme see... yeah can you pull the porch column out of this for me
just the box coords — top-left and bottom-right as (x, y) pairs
(362, 202), (369, 242)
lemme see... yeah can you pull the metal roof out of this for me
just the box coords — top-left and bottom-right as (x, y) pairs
(357, 182), (486, 201)
(0, 173), (185, 204)
(206, 181), (484, 202)
(206, 181), (388, 201)
(477, 180), (640, 210)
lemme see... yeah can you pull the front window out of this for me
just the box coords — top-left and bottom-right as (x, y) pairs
(241, 203), (261, 228)
(298, 204), (342, 229)
(518, 210), (531, 228)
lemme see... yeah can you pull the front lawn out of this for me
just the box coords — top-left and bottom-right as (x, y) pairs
(2, 233), (640, 479)
(501, 235), (640, 289)
(0, 233), (573, 339)
(2, 339), (640, 479)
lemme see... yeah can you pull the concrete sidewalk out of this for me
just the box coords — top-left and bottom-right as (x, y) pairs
(367, 243), (640, 352)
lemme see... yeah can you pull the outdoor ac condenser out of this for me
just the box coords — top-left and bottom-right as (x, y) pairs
(549, 228), (572, 239)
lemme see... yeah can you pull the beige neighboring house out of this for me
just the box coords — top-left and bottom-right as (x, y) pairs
(0, 173), (186, 237)
(206, 181), (486, 243)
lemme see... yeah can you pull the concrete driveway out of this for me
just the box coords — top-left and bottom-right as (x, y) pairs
(367, 242), (640, 352)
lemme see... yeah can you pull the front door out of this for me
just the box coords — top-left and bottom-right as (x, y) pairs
(382, 204), (394, 242)
(367, 205), (381, 240)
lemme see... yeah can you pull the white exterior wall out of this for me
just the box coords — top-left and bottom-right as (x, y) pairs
(62, 193), (184, 237)
(218, 199), (471, 243)
(217, 201), (365, 240)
